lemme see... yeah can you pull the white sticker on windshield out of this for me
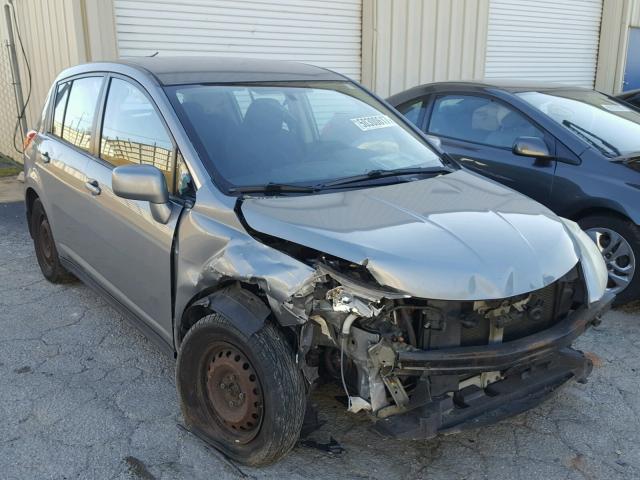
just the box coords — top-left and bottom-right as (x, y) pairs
(350, 115), (395, 131)
(602, 104), (632, 112)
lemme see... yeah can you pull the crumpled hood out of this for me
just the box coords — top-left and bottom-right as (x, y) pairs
(241, 170), (580, 300)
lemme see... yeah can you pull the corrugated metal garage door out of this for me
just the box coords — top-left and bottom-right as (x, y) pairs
(485, 0), (603, 87)
(113, 0), (362, 81)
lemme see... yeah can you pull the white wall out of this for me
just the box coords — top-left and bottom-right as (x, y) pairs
(0, 0), (116, 160)
(361, 0), (489, 97)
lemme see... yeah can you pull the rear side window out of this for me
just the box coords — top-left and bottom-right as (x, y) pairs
(428, 95), (544, 149)
(59, 77), (103, 152)
(100, 78), (174, 187)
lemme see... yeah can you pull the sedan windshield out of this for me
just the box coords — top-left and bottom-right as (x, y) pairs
(516, 90), (640, 158)
(165, 81), (443, 191)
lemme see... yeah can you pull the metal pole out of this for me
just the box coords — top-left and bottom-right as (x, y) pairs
(4, 3), (27, 137)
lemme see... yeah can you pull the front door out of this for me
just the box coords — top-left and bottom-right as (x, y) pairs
(624, 28), (640, 92)
(425, 94), (556, 206)
(81, 76), (181, 343)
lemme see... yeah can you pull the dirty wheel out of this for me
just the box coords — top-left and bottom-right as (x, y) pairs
(31, 198), (75, 283)
(579, 215), (640, 305)
(176, 312), (306, 466)
(205, 343), (263, 443)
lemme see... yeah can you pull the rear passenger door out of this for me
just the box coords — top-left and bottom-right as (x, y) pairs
(35, 75), (105, 264)
(425, 94), (556, 205)
(81, 76), (184, 343)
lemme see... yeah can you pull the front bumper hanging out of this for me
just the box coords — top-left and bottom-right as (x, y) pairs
(373, 292), (614, 440)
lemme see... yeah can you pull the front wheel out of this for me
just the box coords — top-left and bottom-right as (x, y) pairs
(579, 215), (640, 305)
(176, 313), (306, 466)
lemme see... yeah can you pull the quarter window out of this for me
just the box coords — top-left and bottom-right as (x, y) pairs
(100, 78), (174, 187)
(396, 98), (426, 127)
(52, 82), (71, 137)
(58, 77), (103, 151)
(428, 95), (544, 149)
(175, 152), (196, 198)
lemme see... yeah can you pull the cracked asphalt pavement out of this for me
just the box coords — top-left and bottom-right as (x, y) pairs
(1, 198), (640, 480)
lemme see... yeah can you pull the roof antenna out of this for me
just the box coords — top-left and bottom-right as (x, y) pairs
(149, 51), (159, 57)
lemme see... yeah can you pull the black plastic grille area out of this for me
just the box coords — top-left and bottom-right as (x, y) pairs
(457, 266), (583, 347)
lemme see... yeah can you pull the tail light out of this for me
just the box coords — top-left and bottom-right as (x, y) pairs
(23, 130), (37, 150)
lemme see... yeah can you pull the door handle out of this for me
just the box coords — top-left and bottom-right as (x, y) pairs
(85, 179), (101, 196)
(42, 151), (50, 163)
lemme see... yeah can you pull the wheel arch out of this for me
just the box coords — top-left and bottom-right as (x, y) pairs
(569, 206), (631, 223)
(175, 281), (274, 350)
(25, 187), (39, 237)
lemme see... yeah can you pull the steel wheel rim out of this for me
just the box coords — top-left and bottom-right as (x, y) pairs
(203, 342), (263, 444)
(586, 227), (636, 295)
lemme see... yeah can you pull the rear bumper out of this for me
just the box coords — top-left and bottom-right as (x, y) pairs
(372, 293), (614, 440)
(396, 292), (614, 375)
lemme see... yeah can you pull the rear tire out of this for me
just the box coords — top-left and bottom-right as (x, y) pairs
(30, 198), (75, 283)
(578, 214), (640, 305)
(176, 313), (306, 466)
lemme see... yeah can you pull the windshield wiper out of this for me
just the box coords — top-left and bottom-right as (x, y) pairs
(611, 152), (640, 163)
(228, 182), (316, 194)
(319, 166), (450, 189)
(562, 120), (620, 158)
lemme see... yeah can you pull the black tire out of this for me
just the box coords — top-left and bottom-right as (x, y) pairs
(578, 214), (640, 305)
(30, 198), (75, 283)
(176, 313), (306, 466)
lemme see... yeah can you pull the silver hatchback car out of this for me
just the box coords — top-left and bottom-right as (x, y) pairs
(24, 57), (612, 466)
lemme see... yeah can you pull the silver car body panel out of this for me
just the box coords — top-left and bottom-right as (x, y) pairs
(241, 170), (588, 301)
(173, 181), (319, 335)
(80, 158), (182, 344)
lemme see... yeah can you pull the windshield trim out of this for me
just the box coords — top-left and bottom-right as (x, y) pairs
(165, 80), (448, 196)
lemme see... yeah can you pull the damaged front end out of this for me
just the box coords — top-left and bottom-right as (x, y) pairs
(295, 260), (613, 440)
(176, 174), (612, 442)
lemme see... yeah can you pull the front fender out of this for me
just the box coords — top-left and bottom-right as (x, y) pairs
(181, 284), (271, 342)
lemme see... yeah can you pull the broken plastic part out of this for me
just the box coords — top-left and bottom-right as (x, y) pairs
(347, 396), (373, 413)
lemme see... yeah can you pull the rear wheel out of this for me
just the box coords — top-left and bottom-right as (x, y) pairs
(176, 312), (306, 466)
(30, 199), (75, 283)
(579, 214), (640, 305)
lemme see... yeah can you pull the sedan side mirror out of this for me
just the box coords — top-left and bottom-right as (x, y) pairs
(112, 164), (173, 224)
(512, 136), (552, 159)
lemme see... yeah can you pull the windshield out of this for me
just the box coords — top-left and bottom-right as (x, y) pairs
(516, 90), (640, 158)
(165, 81), (443, 190)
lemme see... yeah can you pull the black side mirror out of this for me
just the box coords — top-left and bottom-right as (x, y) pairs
(512, 136), (552, 159)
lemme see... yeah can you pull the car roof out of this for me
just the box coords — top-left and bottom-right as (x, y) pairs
(387, 80), (594, 104)
(460, 80), (593, 93)
(59, 56), (346, 86)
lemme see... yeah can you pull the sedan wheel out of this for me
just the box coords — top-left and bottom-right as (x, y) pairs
(176, 313), (307, 466)
(585, 227), (636, 295)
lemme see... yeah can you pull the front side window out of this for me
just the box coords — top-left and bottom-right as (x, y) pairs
(518, 90), (640, 158)
(428, 95), (544, 148)
(166, 81), (443, 190)
(100, 78), (174, 187)
(59, 76), (103, 151)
